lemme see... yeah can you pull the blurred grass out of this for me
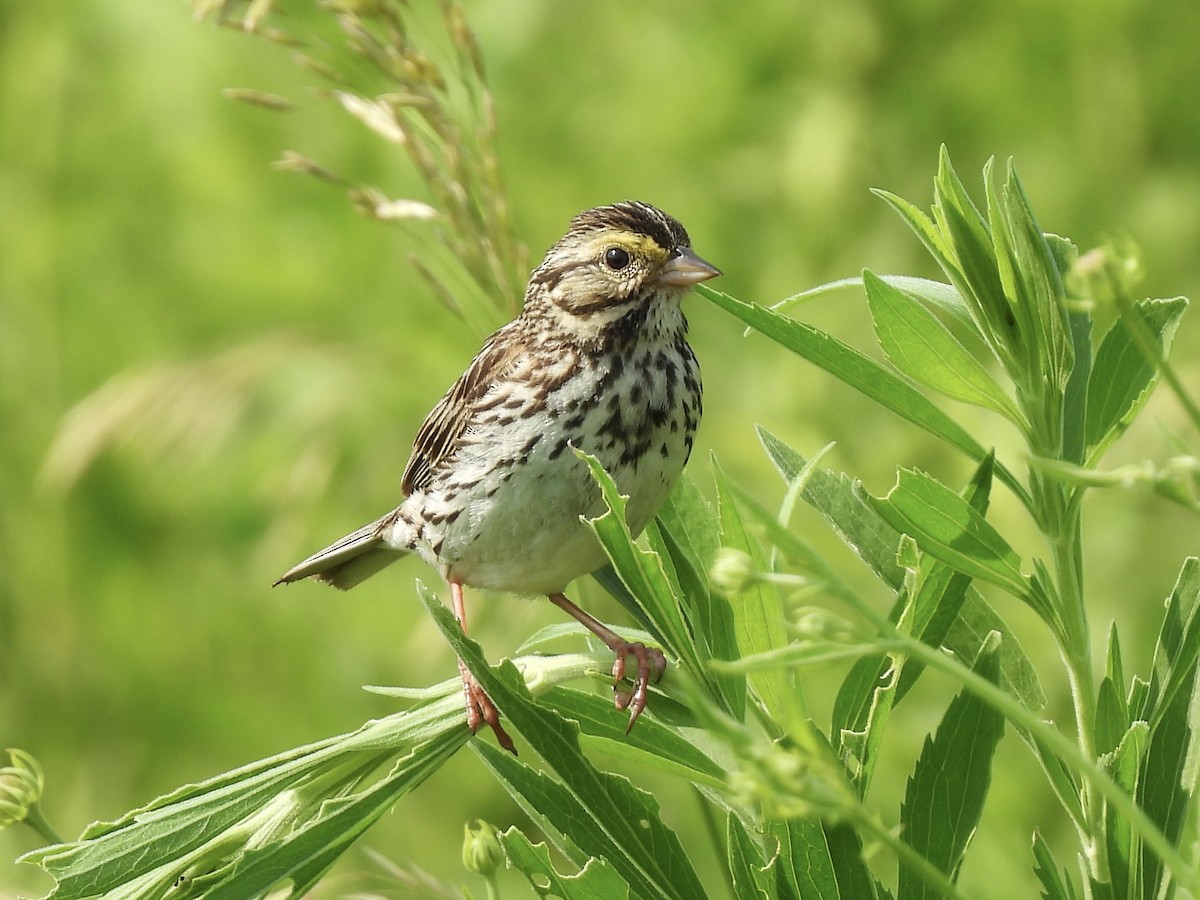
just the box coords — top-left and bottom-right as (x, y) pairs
(3, 0), (1200, 896)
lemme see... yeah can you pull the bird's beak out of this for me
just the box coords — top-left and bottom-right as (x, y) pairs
(656, 247), (722, 287)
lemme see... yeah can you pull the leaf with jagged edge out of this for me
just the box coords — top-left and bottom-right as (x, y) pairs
(898, 632), (1005, 899)
(1085, 297), (1187, 464)
(714, 460), (798, 725)
(726, 813), (773, 900)
(756, 426), (1044, 713)
(500, 828), (630, 900)
(423, 587), (707, 900)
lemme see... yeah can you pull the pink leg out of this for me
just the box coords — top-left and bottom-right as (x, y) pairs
(548, 592), (666, 733)
(451, 580), (515, 754)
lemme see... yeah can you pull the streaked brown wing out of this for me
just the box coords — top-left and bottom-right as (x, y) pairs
(401, 326), (526, 495)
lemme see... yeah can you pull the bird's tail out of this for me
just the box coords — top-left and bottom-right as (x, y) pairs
(274, 514), (406, 591)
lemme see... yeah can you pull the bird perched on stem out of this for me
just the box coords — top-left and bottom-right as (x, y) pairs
(276, 201), (720, 752)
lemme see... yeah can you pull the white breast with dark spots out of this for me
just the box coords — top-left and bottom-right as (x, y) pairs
(410, 313), (701, 595)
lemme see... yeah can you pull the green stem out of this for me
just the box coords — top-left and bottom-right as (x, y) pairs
(1051, 514), (1106, 881)
(23, 803), (64, 846)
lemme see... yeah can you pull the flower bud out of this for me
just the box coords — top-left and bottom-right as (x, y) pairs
(0, 749), (44, 830)
(710, 548), (756, 594)
(461, 818), (504, 878)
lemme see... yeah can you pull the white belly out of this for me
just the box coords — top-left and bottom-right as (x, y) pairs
(397, 340), (699, 595)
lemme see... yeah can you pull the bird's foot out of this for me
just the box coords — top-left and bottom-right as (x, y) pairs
(609, 640), (667, 733)
(458, 658), (516, 754)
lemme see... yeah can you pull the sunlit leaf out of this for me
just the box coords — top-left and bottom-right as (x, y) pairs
(714, 462), (797, 724)
(426, 590), (707, 900)
(1085, 297), (1187, 461)
(864, 270), (1024, 426)
(867, 468), (1033, 606)
(500, 828), (630, 900)
(898, 632), (1005, 898)
(698, 284), (1031, 509)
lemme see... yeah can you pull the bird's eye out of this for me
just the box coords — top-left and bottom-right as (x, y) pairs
(603, 246), (631, 271)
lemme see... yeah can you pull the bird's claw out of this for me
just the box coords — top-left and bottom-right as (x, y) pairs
(609, 641), (666, 732)
(458, 659), (516, 754)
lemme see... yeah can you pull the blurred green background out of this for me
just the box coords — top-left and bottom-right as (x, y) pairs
(4, 0), (1200, 896)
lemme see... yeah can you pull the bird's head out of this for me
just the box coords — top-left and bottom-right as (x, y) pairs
(524, 201), (720, 341)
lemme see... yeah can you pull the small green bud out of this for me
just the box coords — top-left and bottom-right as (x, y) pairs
(791, 607), (861, 644)
(710, 547), (756, 594)
(0, 749), (44, 830)
(462, 818), (504, 878)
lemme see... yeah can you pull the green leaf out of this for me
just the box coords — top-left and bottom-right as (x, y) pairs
(864, 270), (1024, 426)
(1137, 558), (1200, 898)
(655, 475), (746, 718)
(1085, 297), (1187, 461)
(1101, 721), (1150, 900)
(575, 450), (706, 683)
(714, 461), (798, 724)
(500, 828), (630, 900)
(727, 814), (772, 900)
(757, 428), (1044, 713)
(698, 283), (1032, 510)
(867, 467), (1036, 609)
(934, 151), (1014, 355)
(823, 822), (885, 900)
(1094, 676), (1128, 759)
(993, 160), (1074, 388)
(769, 818), (842, 899)
(204, 736), (460, 899)
(1061, 309), (1092, 465)
(832, 652), (900, 793)
(540, 686), (727, 790)
(898, 632), (1006, 898)
(26, 692), (470, 899)
(1031, 830), (1078, 900)
(424, 589), (707, 900)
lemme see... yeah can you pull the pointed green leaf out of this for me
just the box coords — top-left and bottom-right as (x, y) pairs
(715, 462), (797, 723)
(769, 818), (842, 899)
(204, 736), (460, 900)
(425, 590), (707, 900)
(868, 468), (1033, 604)
(898, 632), (1006, 898)
(996, 161), (1074, 387)
(1061, 308), (1092, 465)
(1085, 297), (1187, 460)
(500, 829), (630, 900)
(24, 692), (470, 899)
(1138, 558), (1200, 898)
(540, 686), (727, 789)
(656, 475), (746, 717)
(758, 428), (1044, 712)
(727, 814), (772, 900)
(1031, 830), (1078, 900)
(934, 151), (1014, 353)
(1102, 721), (1150, 899)
(771, 274), (974, 333)
(698, 284), (1032, 509)
(864, 270), (1024, 425)
(576, 450), (706, 682)
(1095, 676), (1128, 759)
(823, 821), (884, 899)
